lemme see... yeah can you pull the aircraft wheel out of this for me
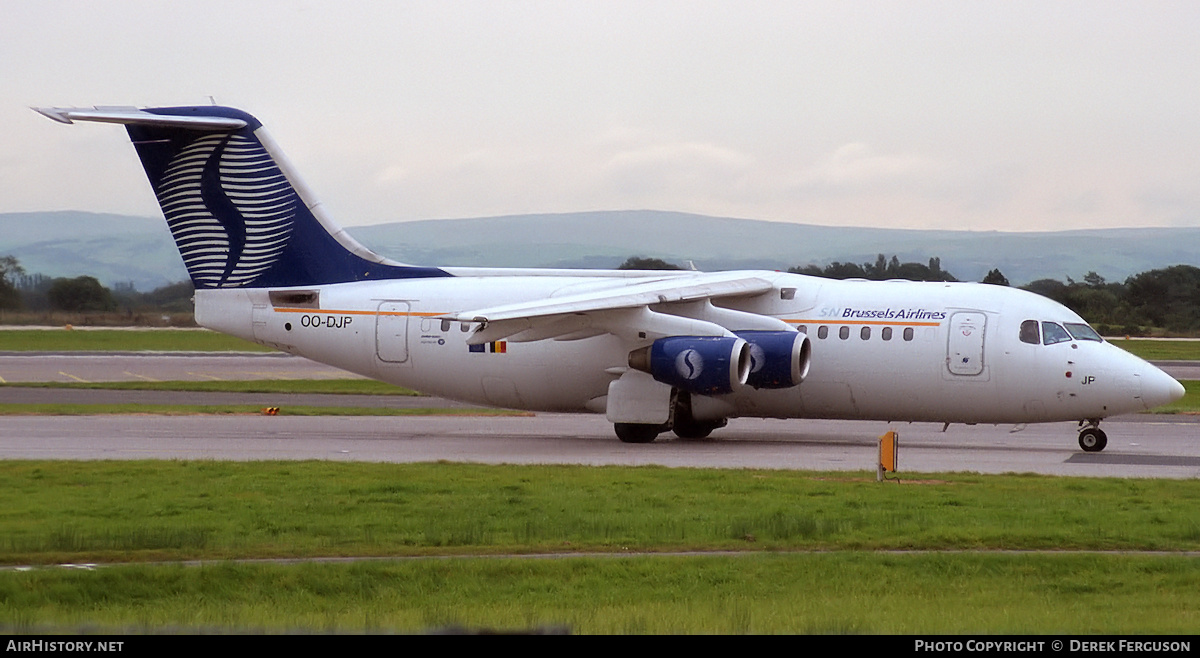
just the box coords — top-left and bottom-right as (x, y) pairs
(615, 423), (662, 444)
(1078, 427), (1108, 452)
(673, 421), (718, 440)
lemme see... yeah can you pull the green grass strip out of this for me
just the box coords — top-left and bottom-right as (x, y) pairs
(0, 404), (523, 417)
(3, 553), (1199, 634)
(0, 329), (271, 352)
(3, 461), (1198, 567)
(1108, 338), (1200, 361)
(2, 379), (419, 396)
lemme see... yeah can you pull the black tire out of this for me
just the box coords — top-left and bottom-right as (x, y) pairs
(615, 423), (661, 443)
(1078, 427), (1108, 452)
(673, 421), (718, 440)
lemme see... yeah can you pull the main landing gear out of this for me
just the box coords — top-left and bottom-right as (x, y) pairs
(613, 390), (727, 443)
(1077, 419), (1108, 452)
(613, 419), (726, 443)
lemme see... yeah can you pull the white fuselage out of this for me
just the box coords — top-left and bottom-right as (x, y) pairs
(38, 103), (1182, 440)
(195, 269), (1181, 426)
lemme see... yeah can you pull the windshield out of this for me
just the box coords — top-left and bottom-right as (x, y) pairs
(1064, 322), (1103, 342)
(1041, 322), (1073, 345)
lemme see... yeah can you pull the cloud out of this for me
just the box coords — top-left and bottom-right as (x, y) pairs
(600, 141), (755, 200)
(788, 142), (947, 194)
(1135, 186), (1200, 227)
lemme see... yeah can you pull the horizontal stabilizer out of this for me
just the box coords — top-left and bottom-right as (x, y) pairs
(33, 107), (246, 131)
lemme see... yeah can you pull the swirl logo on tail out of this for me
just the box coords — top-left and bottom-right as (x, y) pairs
(155, 134), (296, 288)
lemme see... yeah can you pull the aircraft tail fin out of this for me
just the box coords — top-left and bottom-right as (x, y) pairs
(35, 106), (448, 289)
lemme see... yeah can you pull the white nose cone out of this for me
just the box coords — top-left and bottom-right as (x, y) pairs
(1142, 366), (1186, 410)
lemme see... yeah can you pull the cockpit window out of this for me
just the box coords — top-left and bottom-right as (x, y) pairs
(1064, 322), (1103, 342)
(1041, 322), (1073, 345)
(1019, 320), (1040, 345)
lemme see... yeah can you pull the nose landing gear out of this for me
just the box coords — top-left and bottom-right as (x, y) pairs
(1077, 419), (1108, 452)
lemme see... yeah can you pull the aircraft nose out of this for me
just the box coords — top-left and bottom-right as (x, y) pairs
(1142, 366), (1186, 409)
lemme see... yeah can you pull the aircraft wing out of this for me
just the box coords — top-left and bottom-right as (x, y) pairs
(449, 271), (783, 344)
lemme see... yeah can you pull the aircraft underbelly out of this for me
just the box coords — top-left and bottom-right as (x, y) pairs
(393, 334), (620, 412)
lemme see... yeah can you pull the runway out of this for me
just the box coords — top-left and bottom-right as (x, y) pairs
(0, 351), (359, 383)
(1, 408), (1197, 478)
(2, 351), (1195, 384)
(1, 352), (1197, 478)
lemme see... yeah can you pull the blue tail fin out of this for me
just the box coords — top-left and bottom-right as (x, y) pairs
(37, 105), (449, 289)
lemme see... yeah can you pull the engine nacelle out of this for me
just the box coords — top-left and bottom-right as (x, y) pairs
(628, 336), (750, 395)
(736, 330), (811, 389)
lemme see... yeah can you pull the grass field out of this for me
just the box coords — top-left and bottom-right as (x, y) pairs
(2, 461), (1199, 633)
(3, 330), (1199, 633)
(0, 403), (526, 417)
(7, 461), (1200, 563)
(1108, 338), (1200, 361)
(0, 328), (270, 352)
(6, 553), (1199, 634)
(2, 379), (417, 396)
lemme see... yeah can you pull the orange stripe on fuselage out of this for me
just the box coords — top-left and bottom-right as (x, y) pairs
(272, 307), (447, 317)
(274, 307), (945, 327)
(785, 318), (943, 327)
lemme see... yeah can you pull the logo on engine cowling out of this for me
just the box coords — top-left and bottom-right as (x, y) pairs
(747, 343), (766, 374)
(675, 349), (704, 380)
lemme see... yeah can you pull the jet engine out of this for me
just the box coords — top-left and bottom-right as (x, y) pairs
(628, 336), (751, 395)
(735, 330), (811, 389)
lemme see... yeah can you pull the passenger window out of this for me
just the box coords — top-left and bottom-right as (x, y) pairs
(839, 326), (849, 340)
(1042, 322), (1072, 345)
(441, 319), (451, 332)
(460, 322), (471, 333)
(1019, 320), (1039, 345)
(860, 327), (870, 340)
(818, 326), (828, 339)
(903, 327), (914, 341)
(882, 327), (892, 341)
(797, 325), (808, 334)
(1064, 323), (1103, 342)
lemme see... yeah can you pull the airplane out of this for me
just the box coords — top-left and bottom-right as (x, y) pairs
(35, 105), (1186, 452)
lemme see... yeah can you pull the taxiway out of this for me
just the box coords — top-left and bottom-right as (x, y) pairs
(1, 352), (1196, 478)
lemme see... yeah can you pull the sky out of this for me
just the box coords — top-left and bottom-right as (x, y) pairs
(3, 1), (1199, 232)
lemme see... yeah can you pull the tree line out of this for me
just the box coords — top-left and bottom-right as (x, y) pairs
(620, 254), (1200, 336)
(5, 253), (1199, 334)
(619, 254), (957, 281)
(0, 255), (193, 315)
(1020, 267), (1200, 335)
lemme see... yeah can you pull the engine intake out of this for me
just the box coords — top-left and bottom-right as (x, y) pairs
(628, 336), (750, 395)
(736, 330), (811, 389)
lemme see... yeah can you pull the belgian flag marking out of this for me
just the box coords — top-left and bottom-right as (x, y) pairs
(468, 341), (507, 354)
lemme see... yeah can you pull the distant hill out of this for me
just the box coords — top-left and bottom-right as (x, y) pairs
(2, 210), (1199, 290)
(350, 211), (1200, 286)
(0, 212), (186, 291)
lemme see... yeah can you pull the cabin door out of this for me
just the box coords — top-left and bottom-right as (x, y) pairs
(375, 301), (410, 363)
(946, 312), (986, 376)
